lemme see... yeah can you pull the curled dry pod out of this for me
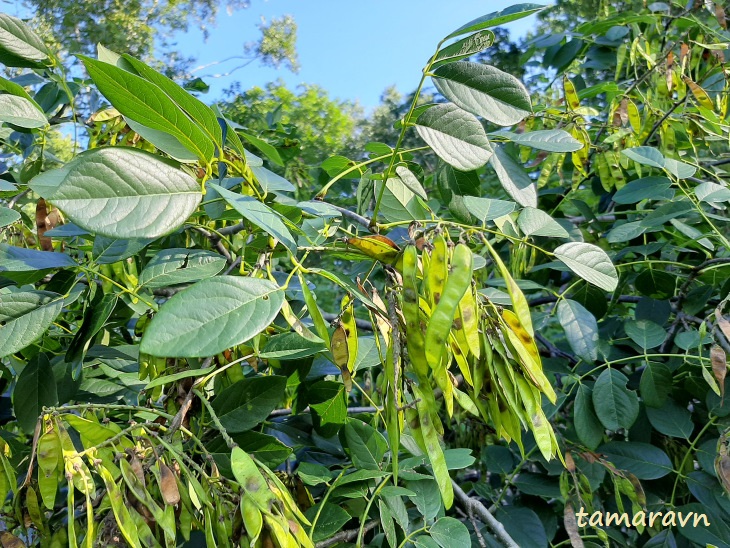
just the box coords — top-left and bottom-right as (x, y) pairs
(126, 449), (145, 487)
(0, 532), (25, 548)
(711, 344), (728, 398)
(159, 462), (181, 506)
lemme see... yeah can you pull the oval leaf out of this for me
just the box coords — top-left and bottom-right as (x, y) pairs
(138, 249), (227, 288)
(33, 148), (201, 239)
(0, 95), (47, 128)
(557, 299), (598, 362)
(490, 146), (537, 208)
(433, 62), (531, 126)
(504, 129), (583, 152)
(592, 369), (639, 431)
(414, 103), (493, 171)
(553, 242), (618, 291)
(0, 291), (64, 358)
(140, 276), (285, 357)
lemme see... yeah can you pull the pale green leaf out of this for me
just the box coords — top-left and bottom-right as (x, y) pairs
(0, 291), (64, 358)
(0, 95), (47, 128)
(415, 103), (493, 171)
(490, 146), (537, 207)
(553, 242), (618, 291)
(33, 147), (201, 239)
(517, 207), (569, 237)
(557, 299), (598, 362)
(209, 183), (297, 253)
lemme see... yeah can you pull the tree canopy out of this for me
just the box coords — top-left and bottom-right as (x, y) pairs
(1, 2), (730, 547)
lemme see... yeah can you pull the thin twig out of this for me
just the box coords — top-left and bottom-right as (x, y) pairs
(451, 480), (519, 548)
(268, 405), (380, 418)
(194, 388), (238, 449)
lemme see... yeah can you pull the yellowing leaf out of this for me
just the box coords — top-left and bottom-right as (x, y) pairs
(346, 235), (400, 263)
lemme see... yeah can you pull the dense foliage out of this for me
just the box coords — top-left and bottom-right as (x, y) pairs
(1, 2), (730, 547)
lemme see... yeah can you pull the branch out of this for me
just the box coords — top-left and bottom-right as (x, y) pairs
(192, 226), (232, 263)
(323, 203), (373, 233)
(268, 405), (380, 418)
(451, 480), (519, 548)
(315, 520), (378, 548)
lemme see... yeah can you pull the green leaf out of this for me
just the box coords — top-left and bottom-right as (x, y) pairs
(495, 507), (548, 548)
(625, 319), (667, 349)
(640, 362), (672, 408)
(395, 166), (428, 200)
(433, 30), (495, 66)
(414, 103), (493, 171)
(443, 448), (475, 470)
(13, 353), (58, 433)
(65, 292), (118, 376)
(92, 237), (154, 264)
(592, 369), (639, 431)
(557, 299), (598, 362)
(612, 176), (673, 204)
(209, 183), (297, 254)
(144, 365), (217, 390)
(259, 332), (325, 359)
(379, 500), (397, 548)
(140, 276), (284, 357)
(239, 131), (284, 167)
(343, 418), (388, 470)
(621, 146), (665, 169)
(433, 62), (532, 126)
(445, 4), (545, 39)
(696, 181), (730, 204)
(574, 385), (604, 450)
(513, 473), (562, 498)
(124, 117), (198, 163)
(598, 442), (673, 479)
(211, 376), (286, 433)
(553, 242), (618, 291)
(0, 95), (47, 128)
(309, 381), (347, 434)
(502, 129), (583, 152)
(250, 165), (296, 194)
(0, 291), (64, 358)
(640, 200), (693, 228)
(0, 13), (51, 67)
(490, 146), (537, 207)
(120, 53), (223, 148)
(645, 398), (693, 439)
(31, 148), (201, 239)
(463, 196), (516, 223)
(0, 243), (77, 271)
(78, 55), (215, 162)
(517, 207), (569, 237)
(375, 177), (429, 223)
(138, 249), (227, 288)
(306, 503), (351, 543)
(430, 517), (471, 548)
(0, 207), (20, 228)
(663, 158), (696, 179)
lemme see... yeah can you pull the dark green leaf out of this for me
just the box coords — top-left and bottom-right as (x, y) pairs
(211, 376), (286, 433)
(0, 207), (20, 228)
(92, 237), (153, 264)
(592, 369), (639, 431)
(598, 442), (673, 479)
(13, 353), (57, 433)
(612, 176), (673, 204)
(430, 517), (471, 548)
(343, 418), (388, 470)
(639, 362), (672, 408)
(574, 385), (604, 450)
(625, 319), (667, 350)
(65, 292), (118, 376)
(259, 332), (325, 360)
(0, 13), (51, 67)
(645, 399), (693, 439)
(305, 503), (351, 543)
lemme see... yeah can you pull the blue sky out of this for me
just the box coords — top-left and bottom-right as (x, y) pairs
(178, 0), (542, 111)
